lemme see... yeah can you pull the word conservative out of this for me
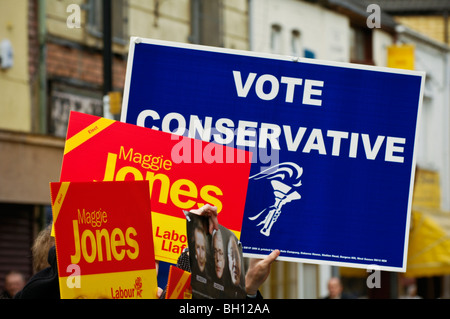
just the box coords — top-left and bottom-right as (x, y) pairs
(135, 109), (407, 164)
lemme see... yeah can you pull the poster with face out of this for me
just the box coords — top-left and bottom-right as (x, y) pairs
(186, 212), (246, 299)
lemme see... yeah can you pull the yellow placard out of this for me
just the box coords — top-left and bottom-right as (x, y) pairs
(151, 212), (188, 264)
(108, 91), (122, 114)
(412, 168), (441, 209)
(59, 269), (158, 299)
(387, 44), (414, 70)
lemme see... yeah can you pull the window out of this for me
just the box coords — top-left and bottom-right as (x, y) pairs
(270, 24), (282, 54)
(86, 0), (128, 45)
(190, 0), (223, 47)
(291, 29), (301, 56)
(349, 24), (373, 64)
(49, 84), (103, 137)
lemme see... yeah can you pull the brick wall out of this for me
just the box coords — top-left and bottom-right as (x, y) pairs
(46, 42), (127, 90)
(28, 0), (39, 82)
(28, 0), (40, 132)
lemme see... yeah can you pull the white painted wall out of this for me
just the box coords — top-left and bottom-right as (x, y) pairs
(397, 29), (450, 210)
(249, 0), (349, 62)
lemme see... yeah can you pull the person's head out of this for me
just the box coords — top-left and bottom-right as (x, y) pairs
(212, 229), (224, 279)
(327, 277), (343, 299)
(32, 224), (55, 273)
(194, 225), (207, 272)
(4, 270), (26, 297)
(227, 237), (241, 286)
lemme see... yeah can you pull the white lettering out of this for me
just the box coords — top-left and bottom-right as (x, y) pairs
(136, 109), (160, 129)
(136, 109), (407, 164)
(188, 115), (212, 141)
(236, 120), (258, 147)
(255, 74), (279, 100)
(284, 126), (307, 152)
(303, 128), (326, 155)
(233, 71), (256, 97)
(232, 71), (323, 106)
(349, 132), (359, 158)
(327, 130), (349, 156)
(213, 118), (235, 144)
(281, 76), (303, 103)
(161, 112), (186, 135)
(259, 123), (281, 149)
(362, 134), (385, 160)
(303, 80), (324, 106)
(385, 137), (406, 163)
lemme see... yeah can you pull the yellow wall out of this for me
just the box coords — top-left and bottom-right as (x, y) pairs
(395, 16), (449, 45)
(223, 0), (249, 50)
(0, 0), (31, 132)
(0, 0), (248, 132)
(128, 0), (190, 44)
(45, 0), (249, 51)
(46, 0), (85, 43)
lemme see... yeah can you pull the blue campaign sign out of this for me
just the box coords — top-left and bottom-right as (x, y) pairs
(121, 38), (424, 271)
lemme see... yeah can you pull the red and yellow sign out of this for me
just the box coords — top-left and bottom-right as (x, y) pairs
(165, 266), (192, 299)
(50, 180), (158, 299)
(59, 111), (252, 263)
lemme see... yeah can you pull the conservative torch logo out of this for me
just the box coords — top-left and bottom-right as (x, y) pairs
(248, 162), (303, 237)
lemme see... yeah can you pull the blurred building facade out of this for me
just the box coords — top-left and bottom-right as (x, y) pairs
(0, 0), (449, 298)
(0, 0), (249, 294)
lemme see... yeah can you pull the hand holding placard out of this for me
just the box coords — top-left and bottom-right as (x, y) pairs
(189, 204), (219, 235)
(186, 211), (247, 299)
(245, 249), (280, 296)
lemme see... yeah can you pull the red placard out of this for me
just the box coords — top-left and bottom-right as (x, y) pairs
(50, 180), (157, 299)
(59, 111), (252, 263)
(165, 265), (192, 299)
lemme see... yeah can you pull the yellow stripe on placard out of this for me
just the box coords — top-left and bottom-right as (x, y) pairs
(168, 270), (191, 299)
(64, 117), (115, 155)
(58, 269), (158, 299)
(231, 229), (241, 240)
(50, 182), (70, 237)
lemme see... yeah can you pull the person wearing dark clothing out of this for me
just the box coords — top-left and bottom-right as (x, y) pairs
(14, 205), (279, 299)
(14, 246), (60, 299)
